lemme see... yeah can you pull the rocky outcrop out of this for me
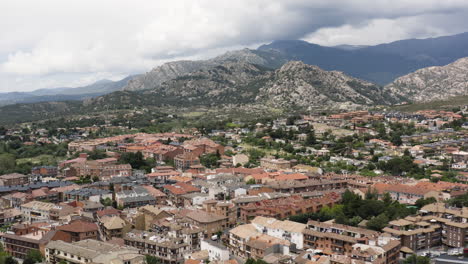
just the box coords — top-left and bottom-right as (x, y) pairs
(384, 57), (468, 102)
(256, 61), (395, 109)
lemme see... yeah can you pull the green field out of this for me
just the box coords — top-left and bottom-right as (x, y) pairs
(16, 154), (65, 165)
(391, 95), (468, 112)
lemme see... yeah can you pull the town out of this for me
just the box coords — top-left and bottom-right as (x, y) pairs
(0, 108), (466, 264)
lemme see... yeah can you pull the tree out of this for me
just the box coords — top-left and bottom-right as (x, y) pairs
(246, 178), (256, 185)
(146, 255), (161, 264)
(403, 255), (430, 264)
(415, 197), (437, 209)
(5, 256), (18, 264)
(24, 249), (43, 264)
(305, 130), (316, 146)
(200, 153), (220, 168)
(366, 213), (389, 231)
(119, 151), (146, 169)
(0, 154), (15, 174)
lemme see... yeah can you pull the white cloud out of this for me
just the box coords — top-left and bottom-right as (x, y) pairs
(303, 13), (468, 46)
(1, 0), (468, 92)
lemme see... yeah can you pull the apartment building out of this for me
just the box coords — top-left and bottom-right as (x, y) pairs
(0, 173), (29, 186)
(251, 216), (306, 249)
(240, 193), (340, 222)
(124, 230), (191, 264)
(20, 201), (59, 222)
(174, 153), (201, 171)
(384, 203), (467, 252)
(228, 223), (290, 259)
(303, 220), (400, 264)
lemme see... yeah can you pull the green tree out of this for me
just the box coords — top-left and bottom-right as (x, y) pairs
(200, 153), (221, 168)
(0, 154), (15, 174)
(4, 256), (18, 264)
(415, 197), (437, 209)
(246, 178), (256, 185)
(305, 130), (316, 146)
(146, 255), (161, 264)
(366, 213), (389, 231)
(403, 255), (430, 264)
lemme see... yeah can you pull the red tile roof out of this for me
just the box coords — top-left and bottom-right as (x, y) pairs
(163, 182), (200, 195)
(57, 220), (98, 233)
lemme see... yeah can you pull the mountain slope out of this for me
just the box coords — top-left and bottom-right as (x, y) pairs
(256, 61), (398, 109)
(95, 61), (393, 109)
(383, 57), (468, 103)
(258, 32), (468, 85)
(123, 49), (286, 91)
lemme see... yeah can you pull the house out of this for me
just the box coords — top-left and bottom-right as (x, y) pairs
(134, 205), (173, 231)
(57, 220), (100, 242)
(100, 216), (131, 240)
(115, 186), (156, 208)
(185, 210), (228, 238)
(163, 182), (201, 206)
(0, 173), (29, 186)
(201, 240), (229, 261)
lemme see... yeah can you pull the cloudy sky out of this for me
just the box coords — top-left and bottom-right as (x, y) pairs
(1, 0), (468, 92)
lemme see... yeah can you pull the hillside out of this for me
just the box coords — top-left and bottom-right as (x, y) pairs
(384, 57), (468, 102)
(256, 61), (399, 110)
(123, 49), (286, 91)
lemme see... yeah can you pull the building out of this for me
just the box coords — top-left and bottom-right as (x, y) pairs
(124, 230), (191, 264)
(115, 186), (157, 208)
(186, 210), (228, 238)
(251, 216), (306, 249)
(100, 215), (131, 240)
(384, 203), (467, 251)
(201, 240), (229, 261)
(31, 166), (58, 181)
(174, 153), (201, 171)
(240, 193), (340, 222)
(0, 173), (29, 186)
(303, 220), (400, 264)
(46, 239), (145, 264)
(57, 220), (100, 242)
(228, 223), (290, 259)
(20, 201), (59, 222)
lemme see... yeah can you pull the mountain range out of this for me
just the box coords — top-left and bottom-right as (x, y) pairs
(258, 32), (468, 85)
(1, 32), (468, 124)
(0, 76), (136, 106)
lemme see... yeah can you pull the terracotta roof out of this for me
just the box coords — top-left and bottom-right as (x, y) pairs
(275, 173), (308, 181)
(163, 182), (200, 195)
(97, 208), (121, 218)
(186, 210), (226, 223)
(58, 220), (98, 233)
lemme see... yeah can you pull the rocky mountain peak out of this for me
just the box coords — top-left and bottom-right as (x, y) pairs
(384, 57), (468, 102)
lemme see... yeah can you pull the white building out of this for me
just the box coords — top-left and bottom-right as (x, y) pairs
(251, 216), (306, 249)
(201, 240), (229, 261)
